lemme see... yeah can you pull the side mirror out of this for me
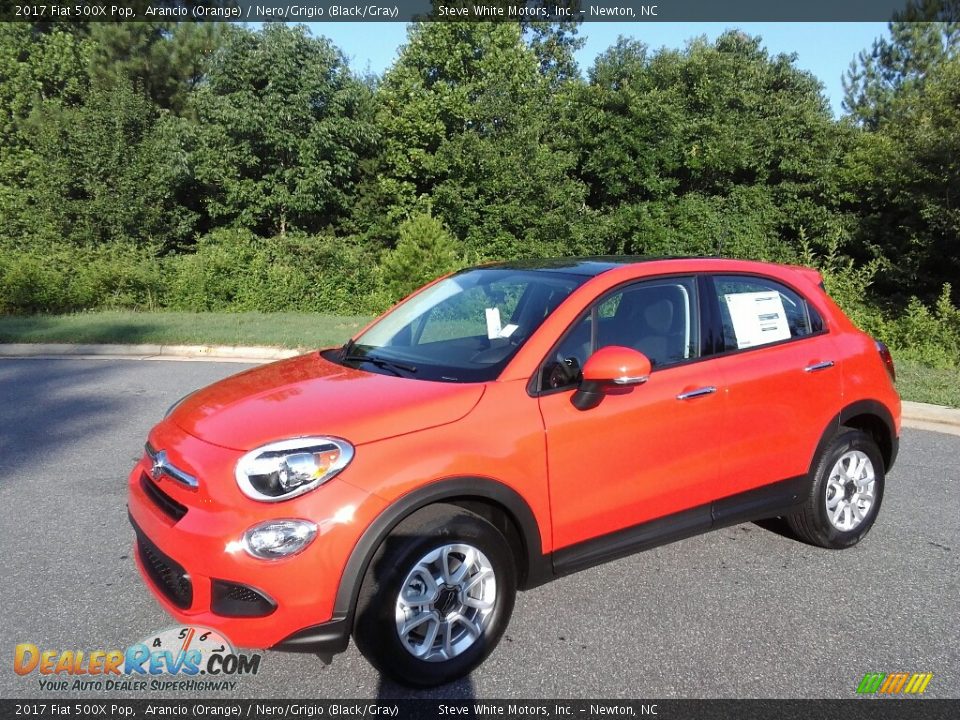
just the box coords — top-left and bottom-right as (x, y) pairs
(572, 346), (652, 411)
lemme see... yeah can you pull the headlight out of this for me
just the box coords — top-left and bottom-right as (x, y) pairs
(242, 519), (317, 560)
(235, 437), (354, 502)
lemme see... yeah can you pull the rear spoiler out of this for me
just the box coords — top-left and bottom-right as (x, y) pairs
(787, 265), (825, 290)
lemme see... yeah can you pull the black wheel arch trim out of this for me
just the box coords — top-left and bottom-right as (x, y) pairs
(333, 476), (552, 624)
(811, 399), (899, 475)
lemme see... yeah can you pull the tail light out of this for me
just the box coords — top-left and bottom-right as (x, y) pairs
(875, 340), (896, 382)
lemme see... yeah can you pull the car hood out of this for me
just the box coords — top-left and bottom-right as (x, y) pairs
(169, 352), (485, 450)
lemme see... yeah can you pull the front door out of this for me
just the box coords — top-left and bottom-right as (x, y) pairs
(537, 276), (726, 554)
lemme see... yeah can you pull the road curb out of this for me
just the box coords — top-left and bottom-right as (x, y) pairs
(901, 401), (960, 437)
(2, 342), (958, 434)
(0, 342), (300, 363)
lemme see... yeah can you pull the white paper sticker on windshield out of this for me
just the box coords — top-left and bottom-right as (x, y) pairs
(485, 308), (502, 339)
(499, 324), (518, 338)
(724, 291), (791, 349)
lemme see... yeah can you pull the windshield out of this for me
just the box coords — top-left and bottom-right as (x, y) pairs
(334, 268), (585, 382)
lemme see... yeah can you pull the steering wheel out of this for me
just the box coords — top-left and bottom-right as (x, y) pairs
(468, 330), (524, 364)
(545, 355), (581, 389)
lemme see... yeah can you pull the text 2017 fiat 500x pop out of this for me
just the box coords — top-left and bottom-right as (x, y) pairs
(128, 257), (900, 686)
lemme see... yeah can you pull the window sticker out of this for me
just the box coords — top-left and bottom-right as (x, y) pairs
(724, 291), (791, 349)
(484, 307), (518, 339)
(485, 307), (502, 339)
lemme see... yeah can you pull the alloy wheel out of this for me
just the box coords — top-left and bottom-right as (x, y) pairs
(394, 543), (497, 662)
(825, 450), (876, 532)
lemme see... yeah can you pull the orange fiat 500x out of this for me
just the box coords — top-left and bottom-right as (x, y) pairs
(128, 257), (900, 686)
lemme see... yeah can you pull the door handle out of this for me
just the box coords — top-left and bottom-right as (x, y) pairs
(804, 361), (835, 373)
(676, 386), (717, 400)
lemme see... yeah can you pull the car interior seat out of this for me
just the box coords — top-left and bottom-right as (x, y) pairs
(604, 286), (688, 366)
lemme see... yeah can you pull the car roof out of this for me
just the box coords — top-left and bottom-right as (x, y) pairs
(477, 257), (825, 292)
(481, 255), (697, 277)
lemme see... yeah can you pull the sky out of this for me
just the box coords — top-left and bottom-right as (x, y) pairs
(305, 22), (891, 116)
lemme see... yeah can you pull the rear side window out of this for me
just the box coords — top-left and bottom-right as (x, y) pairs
(712, 275), (824, 352)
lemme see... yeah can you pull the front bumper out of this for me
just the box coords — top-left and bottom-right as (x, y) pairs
(127, 419), (384, 651)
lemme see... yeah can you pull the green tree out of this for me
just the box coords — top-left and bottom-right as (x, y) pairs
(523, 17), (584, 87)
(86, 21), (228, 114)
(840, 52), (960, 301)
(839, 3), (960, 301)
(0, 24), (93, 246)
(566, 32), (842, 258)
(381, 210), (463, 300)
(371, 22), (591, 259)
(190, 24), (376, 237)
(23, 81), (198, 249)
(842, 1), (959, 128)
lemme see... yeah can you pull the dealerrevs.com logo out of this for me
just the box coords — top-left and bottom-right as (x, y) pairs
(14, 626), (261, 692)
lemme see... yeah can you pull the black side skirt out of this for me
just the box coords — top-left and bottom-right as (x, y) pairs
(553, 474), (808, 577)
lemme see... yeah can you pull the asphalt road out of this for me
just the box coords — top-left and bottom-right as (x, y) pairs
(1, 358), (957, 700)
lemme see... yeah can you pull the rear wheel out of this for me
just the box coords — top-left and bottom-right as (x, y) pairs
(788, 428), (885, 549)
(353, 504), (516, 687)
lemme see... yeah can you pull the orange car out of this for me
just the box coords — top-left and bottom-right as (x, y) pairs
(128, 257), (900, 686)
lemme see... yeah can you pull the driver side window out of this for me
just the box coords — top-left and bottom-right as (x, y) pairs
(541, 276), (700, 391)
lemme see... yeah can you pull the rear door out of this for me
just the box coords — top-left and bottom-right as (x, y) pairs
(705, 273), (841, 498)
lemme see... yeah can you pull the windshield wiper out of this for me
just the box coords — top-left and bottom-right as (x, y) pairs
(343, 354), (418, 376)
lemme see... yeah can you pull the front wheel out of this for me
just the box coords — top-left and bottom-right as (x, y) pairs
(788, 428), (885, 549)
(353, 504), (517, 687)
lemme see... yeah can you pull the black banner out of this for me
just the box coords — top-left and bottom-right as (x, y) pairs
(2, 699), (959, 720)
(2, 0), (958, 23)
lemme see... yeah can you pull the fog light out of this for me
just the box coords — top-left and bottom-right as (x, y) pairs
(242, 519), (317, 560)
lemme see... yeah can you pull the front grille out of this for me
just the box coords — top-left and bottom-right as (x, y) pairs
(133, 522), (193, 610)
(140, 473), (187, 522)
(211, 579), (276, 617)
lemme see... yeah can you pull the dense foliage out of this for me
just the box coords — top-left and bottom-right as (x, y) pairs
(0, 14), (958, 367)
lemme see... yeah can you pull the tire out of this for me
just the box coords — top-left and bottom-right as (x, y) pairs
(352, 504), (517, 687)
(788, 428), (885, 549)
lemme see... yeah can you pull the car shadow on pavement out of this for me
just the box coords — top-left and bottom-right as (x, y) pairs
(0, 359), (121, 482)
(377, 673), (476, 702)
(752, 516), (796, 540)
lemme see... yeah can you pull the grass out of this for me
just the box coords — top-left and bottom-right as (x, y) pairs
(894, 359), (960, 408)
(0, 311), (956, 408)
(0, 311), (372, 350)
